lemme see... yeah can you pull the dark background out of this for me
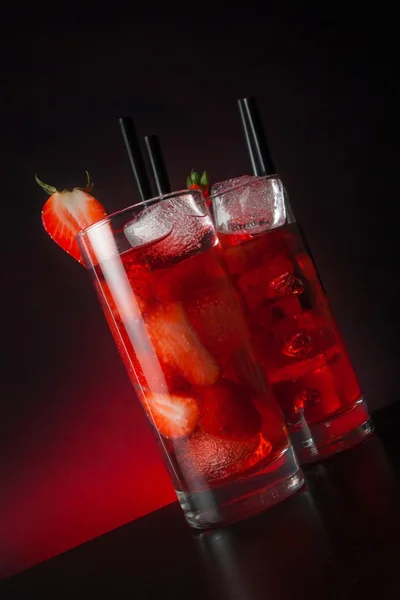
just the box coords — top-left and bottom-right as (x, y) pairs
(1, 3), (398, 579)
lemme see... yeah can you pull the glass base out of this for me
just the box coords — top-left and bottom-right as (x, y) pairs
(308, 398), (374, 460)
(288, 416), (318, 465)
(176, 446), (303, 529)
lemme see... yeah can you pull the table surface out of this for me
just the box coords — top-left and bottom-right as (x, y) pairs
(2, 404), (400, 600)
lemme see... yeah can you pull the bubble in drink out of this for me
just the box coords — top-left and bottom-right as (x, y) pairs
(211, 175), (286, 235)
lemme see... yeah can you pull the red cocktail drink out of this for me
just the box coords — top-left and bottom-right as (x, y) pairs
(78, 190), (303, 527)
(211, 176), (373, 461)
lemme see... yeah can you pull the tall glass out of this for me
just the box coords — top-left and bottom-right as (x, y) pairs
(77, 190), (303, 528)
(210, 175), (374, 462)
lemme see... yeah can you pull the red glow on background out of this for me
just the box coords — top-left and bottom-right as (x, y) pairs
(0, 373), (176, 580)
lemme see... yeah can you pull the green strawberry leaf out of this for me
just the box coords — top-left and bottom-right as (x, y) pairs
(190, 170), (200, 185)
(200, 170), (209, 188)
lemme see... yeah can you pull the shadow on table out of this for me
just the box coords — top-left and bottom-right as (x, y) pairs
(193, 434), (400, 600)
(195, 488), (338, 600)
(305, 435), (400, 597)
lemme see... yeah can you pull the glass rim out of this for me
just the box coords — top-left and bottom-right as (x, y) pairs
(209, 174), (280, 200)
(76, 188), (203, 240)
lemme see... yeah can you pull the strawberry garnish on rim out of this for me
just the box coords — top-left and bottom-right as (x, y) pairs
(37, 172), (107, 264)
(186, 169), (210, 203)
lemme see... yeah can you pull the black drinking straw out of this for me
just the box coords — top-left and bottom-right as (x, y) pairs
(238, 96), (325, 291)
(238, 96), (296, 223)
(144, 135), (171, 195)
(238, 97), (277, 176)
(238, 100), (260, 177)
(118, 116), (153, 201)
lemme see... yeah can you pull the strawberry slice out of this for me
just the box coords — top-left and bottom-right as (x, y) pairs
(198, 381), (262, 441)
(185, 286), (251, 362)
(145, 302), (220, 386)
(37, 172), (107, 264)
(146, 392), (199, 439)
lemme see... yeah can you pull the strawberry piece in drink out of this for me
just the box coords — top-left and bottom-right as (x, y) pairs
(145, 302), (220, 387)
(198, 381), (262, 441)
(145, 392), (199, 439)
(185, 287), (250, 361)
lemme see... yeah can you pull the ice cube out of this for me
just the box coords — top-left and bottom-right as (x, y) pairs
(176, 430), (265, 482)
(211, 175), (256, 196)
(268, 273), (304, 298)
(211, 175), (286, 235)
(126, 194), (214, 265)
(283, 332), (313, 357)
(124, 202), (173, 249)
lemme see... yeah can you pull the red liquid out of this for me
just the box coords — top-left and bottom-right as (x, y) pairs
(92, 234), (289, 493)
(219, 223), (363, 429)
